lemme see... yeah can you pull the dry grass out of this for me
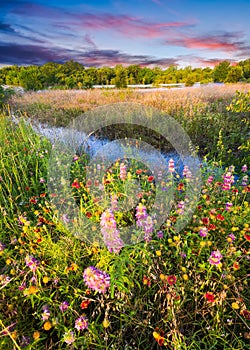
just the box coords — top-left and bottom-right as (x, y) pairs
(10, 83), (250, 121)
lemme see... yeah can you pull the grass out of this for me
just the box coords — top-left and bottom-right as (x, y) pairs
(0, 86), (249, 349)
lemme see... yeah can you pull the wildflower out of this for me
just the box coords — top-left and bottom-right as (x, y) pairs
(157, 231), (164, 239)
(167, 275), (177, 285)
(183, 165), (192, 178)
(80, 299), (91, 309)
(177, 201), (185, 215)
(41, 305), (50, 321)
(33, 331), (40, 340)
(59, 301), (69, 312)
(148, 175), (154, 182)
(0, 241), (5, 252)
(142, 275), (151, 287)
(43, 276), (50, 284)
(100, 209), (124, 253)
(228, 165), (235, 172)
(233, 262), (240, 270)
(25, 255), (40, 272)
(244, 233), (250, 241)
(153, 330), (165, 346)
(119, 162), (126, 180)
(20, 335), (31, 347)
(242, 175), (248, 186)
(232, 302), (240, 310)
(205, 292), (215, 303)
(71, 180), (80, 188)
(75, 316), (88, 331)
(103, 318), (110, 328)
(63, 331), (75, 344)
(183, 274), (189, 281)
(207, 176), (214, 184)
(225, 202), (233, 211)
(242, 164), (248, 172)
(27, 285), (38, 295)
(209, 250), (223, 265)
(199, 227), (208, 237)
(83, 266), (110, 294)
(168, 158), (175, 173)
(111, 194), (118, 211)
(43, 321), (52, 331)
(135, 203), (148, 224)
(241, 309), (250, 320)
(222, 172), (234, 191)
(227, 233), (236, 243)
(216, 214), (225, 221)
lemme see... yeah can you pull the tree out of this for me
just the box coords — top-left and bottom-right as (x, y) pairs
(225, 66), (243, 83)
(18, 66), (43, 90)
(213, 61), (230, 82)
(114, 65), (127, 88)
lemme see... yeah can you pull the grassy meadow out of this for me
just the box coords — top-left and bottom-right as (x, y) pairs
(0, 84), (250, 349)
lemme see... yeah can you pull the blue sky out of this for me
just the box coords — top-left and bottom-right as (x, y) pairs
(0, 0), (250, 67)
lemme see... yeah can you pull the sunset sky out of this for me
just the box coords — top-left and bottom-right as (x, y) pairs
(0, 0), (250, 68)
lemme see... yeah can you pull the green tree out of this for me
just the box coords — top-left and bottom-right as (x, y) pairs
(213, 61), (230, 82)
(114, 65), (127, 88)
(225, 66), (243, 83)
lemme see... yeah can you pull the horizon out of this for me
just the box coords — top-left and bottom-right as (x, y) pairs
(1, 0), (250, 68)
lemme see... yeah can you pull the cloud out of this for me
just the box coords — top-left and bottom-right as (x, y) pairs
(0, 22), (16, 33)
(0, 43), (69, 65)
(10, 3), (193, 39)
(75, 49), (178, 67)
(84, 34), (97, 49)
(0, 42), (178, 67)
(165, 31), (248, 54)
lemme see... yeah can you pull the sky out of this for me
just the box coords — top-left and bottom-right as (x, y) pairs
(0, 0), (250, 68)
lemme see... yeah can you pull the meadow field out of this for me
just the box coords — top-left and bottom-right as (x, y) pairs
(0, 84), (249, 349)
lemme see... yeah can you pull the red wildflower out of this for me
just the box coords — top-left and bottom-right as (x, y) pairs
(136, 169), (143, 175)
(208, 224), (216, 231)
(202, 217), (209, 225)
(216, 214), (225, 221)
(232, 189), (238, 193)
(142, 276), (151, 287)
(177, 183), (184, 191)
(205, 292), (215, 303)
(242, 310), (250, 320)
(86, 212), (92, 218)
(71, 180), (80, 188)
(148, 175), (154, 182)
(167, 275), (177, 285)
(80, 299), (91, 309)
(244, 233), (250, 241)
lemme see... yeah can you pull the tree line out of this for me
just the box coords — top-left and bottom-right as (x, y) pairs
(0, 59), (249, 91)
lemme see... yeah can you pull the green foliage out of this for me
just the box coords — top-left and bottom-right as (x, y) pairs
(213, 61), (231, 83)
(1, 59), (249, 91)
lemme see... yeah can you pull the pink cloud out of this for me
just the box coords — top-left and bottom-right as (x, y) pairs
(165, 32), (246, 53)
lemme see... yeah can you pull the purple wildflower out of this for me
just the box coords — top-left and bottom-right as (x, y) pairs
(59, 301), (69, 312)
(177, 201), (185, 215)
(63, 331), (75, 344)
(0, 241), (5, 252)
(227, 233), (236, 242)
(25, 255), (40, 273)
(207, 175), (214, 184)
(225, 202), (233, 211)
(222, 172), (234, 191)
(75, 316), (88, 331)
(183, 165), (192, 178)
(199, 227), (208, 237)
(157, 231), (164, 239)
(41, 305), (50, 321)
(111, 194), (118, 211)
(242, 164), (248, 173)
(209, 250), (223, 265)
(83, 266), (110, 294)
(100, 209), (124, 253)
(120, 162), (126, 180)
